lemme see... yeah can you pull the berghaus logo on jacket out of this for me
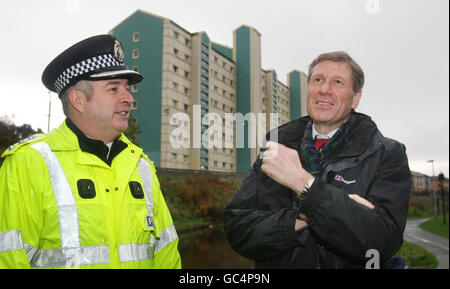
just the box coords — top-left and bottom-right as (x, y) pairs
(335, 175), (356, 185)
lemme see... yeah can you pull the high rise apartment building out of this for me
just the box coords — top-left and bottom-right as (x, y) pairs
(110, 9), (307, 173)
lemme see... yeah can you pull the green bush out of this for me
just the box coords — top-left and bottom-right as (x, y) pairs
(408, 198), (432, 219)
(159, 175), (238, 228)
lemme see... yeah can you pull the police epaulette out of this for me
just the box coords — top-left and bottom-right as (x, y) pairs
(1, 134), (46, 157)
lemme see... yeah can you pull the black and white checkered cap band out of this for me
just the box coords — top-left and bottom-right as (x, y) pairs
(54, 53), (122, 94)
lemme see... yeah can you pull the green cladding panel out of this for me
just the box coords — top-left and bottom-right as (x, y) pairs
(235, 26), (251, 173)
(200, 33), (210, 170)
(112, 11), (163, 167)
(289, 71), (301, 120)
(211, 43), (233, 61)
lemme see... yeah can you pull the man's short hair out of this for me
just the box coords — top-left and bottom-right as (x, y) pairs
(307, 51), (365, 93)
(60, 80), (93, 116)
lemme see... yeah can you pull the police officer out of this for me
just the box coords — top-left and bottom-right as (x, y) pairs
(0, 35), (181, 268)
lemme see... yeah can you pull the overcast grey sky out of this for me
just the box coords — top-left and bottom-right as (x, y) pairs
(0, 0), (448, 176)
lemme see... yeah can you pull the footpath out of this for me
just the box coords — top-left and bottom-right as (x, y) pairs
(404, 218), (449, 269)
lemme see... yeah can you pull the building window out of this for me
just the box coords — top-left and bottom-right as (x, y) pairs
(171, 153), (177, 161)
(184, 87), (189, 95)
(170, 116), (180, 126)
(171, 99), (178, 107)
(173, 65), (178, 73)
(173, 48), (178, 56)
(184, 71), (189, 78)
(131, 84), (139, 93)
(172, 82), (178, 90)
(185, 38), (190, 47)
(173, 31), (179, 39)
(132, 66), (139, 72)
(131, 99), (138, 110)
(183, 155), (189, 162)
(132, 32), (140, 42)
(132, 49), (139, 59)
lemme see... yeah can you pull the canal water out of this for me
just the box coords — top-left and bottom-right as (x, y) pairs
(178, 225), (254, 269)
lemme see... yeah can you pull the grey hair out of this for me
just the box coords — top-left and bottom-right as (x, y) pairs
(60, 80), (93, 116)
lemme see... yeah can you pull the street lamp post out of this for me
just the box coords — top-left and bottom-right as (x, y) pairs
(47, 91), (52, 133)
(427, 160), (437, 217)
(439, 172), (446, 224)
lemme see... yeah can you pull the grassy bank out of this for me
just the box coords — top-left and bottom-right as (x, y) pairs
(419, 216), (449, 238)
(396, 197), (447, 269)
(159, 175), (239, 230)
(396, 240), (438, 269)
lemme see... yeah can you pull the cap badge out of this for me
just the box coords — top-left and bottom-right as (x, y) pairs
(113, 40), (124, 62)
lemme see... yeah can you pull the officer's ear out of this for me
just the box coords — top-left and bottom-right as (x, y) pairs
(68, 89), (88, 114)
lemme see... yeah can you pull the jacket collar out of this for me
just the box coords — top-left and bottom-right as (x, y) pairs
(47, 119), (132, 166)
(279, 110), (378, 158)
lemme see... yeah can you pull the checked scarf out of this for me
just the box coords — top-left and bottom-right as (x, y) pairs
(300, 114), (356, 177)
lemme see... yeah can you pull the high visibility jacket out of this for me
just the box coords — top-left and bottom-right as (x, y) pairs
(0, 121), (181, 268)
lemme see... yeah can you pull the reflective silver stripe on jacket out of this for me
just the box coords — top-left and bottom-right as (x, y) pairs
(30, 246), (110, 268)
(118, 236), (156, 263)
(155, 225), (178, 253)
(138, 158), (154, 217)
(0, 230), (23, 253)
(118, 225), (178, 262)
(30, 142), (109, 267)
(31, 142), (80, 249)
(0, 230), (39, 261)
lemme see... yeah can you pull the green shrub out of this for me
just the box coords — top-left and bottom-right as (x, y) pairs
(159, 175), (238, 228)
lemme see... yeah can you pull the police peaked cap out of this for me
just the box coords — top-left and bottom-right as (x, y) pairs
(42, 34), (143, 97)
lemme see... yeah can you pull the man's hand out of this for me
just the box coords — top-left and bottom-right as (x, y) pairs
(261, 142), (375, 231)
(295, 219), (308, 231)
(261, 141), (313, 194)
(348, 194), (375, 210)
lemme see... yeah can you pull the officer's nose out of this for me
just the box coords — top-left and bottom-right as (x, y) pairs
(122, 86), (134, 106)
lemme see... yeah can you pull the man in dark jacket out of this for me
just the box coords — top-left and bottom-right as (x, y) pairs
(223, 51), (411, 268)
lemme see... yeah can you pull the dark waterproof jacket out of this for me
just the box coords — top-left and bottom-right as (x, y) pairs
(223, 112), (411, 268)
